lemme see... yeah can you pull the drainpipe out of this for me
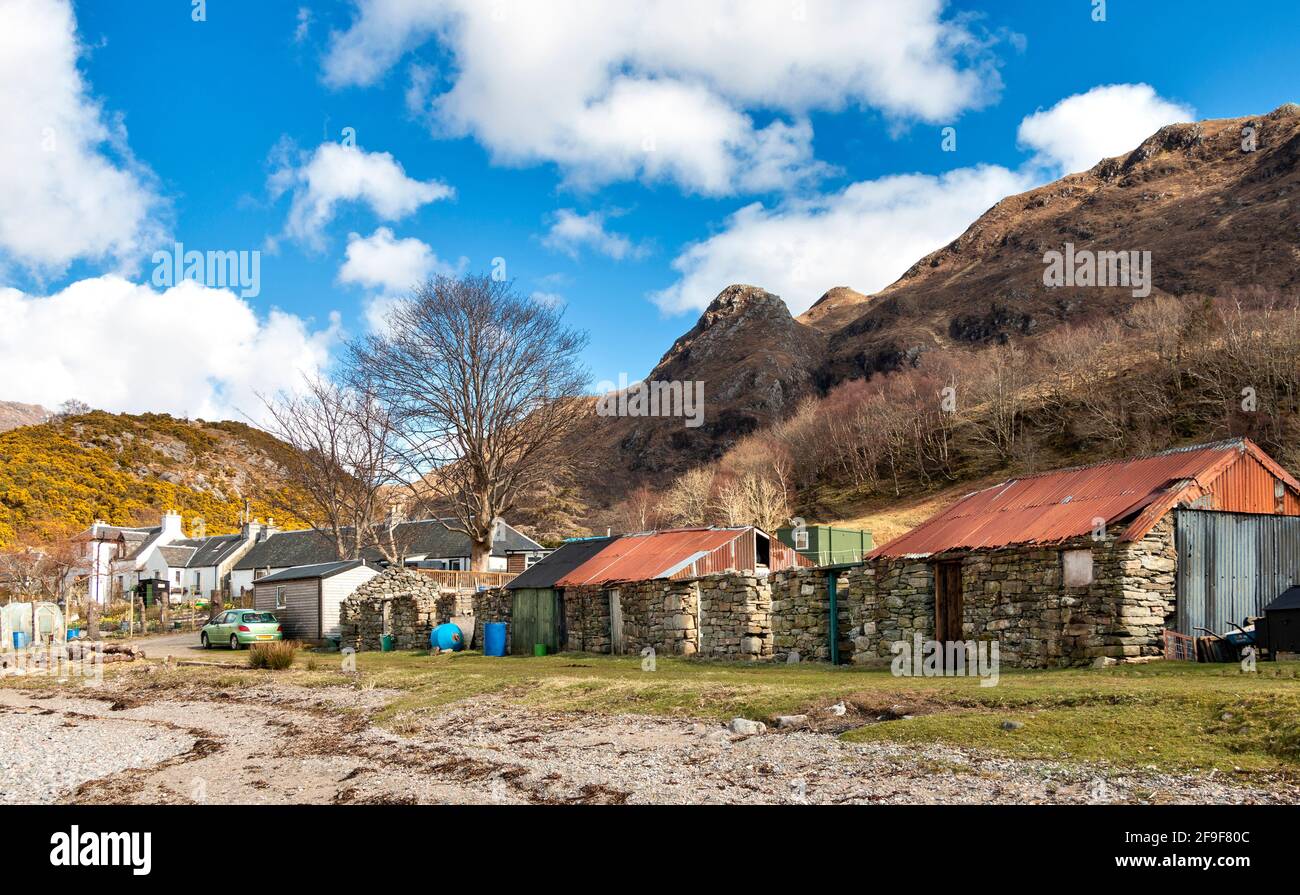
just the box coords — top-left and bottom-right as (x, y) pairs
(828, 573), (839, 666)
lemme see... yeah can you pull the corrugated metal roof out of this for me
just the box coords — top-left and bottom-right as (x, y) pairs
(556, 528), (759, 586)
(506, 538), (615, 590)
(871, 438), (1300, 559)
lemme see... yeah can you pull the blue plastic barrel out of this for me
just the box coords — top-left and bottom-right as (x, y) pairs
(484, 622), (507, 657)
(12, 632), (28, 649)
(431, 623), (466, 652)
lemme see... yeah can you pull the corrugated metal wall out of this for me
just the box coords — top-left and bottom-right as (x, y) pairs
(1175, 509), (1300, 634)
(1205, 451), (1300, 515)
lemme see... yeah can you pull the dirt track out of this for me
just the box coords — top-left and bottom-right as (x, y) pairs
(1, 681), (1294, 805)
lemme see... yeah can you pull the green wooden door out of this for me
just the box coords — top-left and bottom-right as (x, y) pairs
(511, 589), (559, 655)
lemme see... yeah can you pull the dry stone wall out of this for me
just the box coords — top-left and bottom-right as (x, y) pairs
(340, 568), (475, 651)
(414, 521), (1179, 667)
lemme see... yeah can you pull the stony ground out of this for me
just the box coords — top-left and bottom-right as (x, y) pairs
(0, 676), (1293, 805)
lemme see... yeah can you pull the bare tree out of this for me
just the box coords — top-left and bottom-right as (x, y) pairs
(660, 467), (715, 526)
(260, 375), (400, 562)
(351, 275), (589, 570)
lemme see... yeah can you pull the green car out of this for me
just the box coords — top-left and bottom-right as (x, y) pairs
(201, 610), (283, 650)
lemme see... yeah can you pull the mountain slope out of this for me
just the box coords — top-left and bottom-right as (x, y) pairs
(574, 105), (1300, 522)
(0, 411), (306, 546)
(821, 104), (1300, 381)
(0, 401), (50, 433)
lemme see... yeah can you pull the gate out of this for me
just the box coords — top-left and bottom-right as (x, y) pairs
(510, 588), (560, 655)
(1175, 509), (1300, 634)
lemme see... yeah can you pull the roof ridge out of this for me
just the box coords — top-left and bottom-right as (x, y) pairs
(983, 438), (1250, 487)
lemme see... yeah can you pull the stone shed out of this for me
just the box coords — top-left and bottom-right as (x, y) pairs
(339, 567), (475, 651)
(857, 439), (1300, 667)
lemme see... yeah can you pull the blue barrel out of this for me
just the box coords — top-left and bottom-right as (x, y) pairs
(12, 632), (28, 649)
(431, 623), (466, 652)
(483, 622), (507, 657)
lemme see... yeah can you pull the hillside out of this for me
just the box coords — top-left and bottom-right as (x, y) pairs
(817, 104), (1300, 381)
(0, 411), (306, 546)
(0, 401), (50, 433)
(571, 105), (1300, 530)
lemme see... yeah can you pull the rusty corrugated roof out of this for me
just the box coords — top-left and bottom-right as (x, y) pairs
(870, 438), (1300, 559)
(556, 528), (753, 586)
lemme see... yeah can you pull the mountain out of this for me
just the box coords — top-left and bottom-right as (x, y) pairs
(573, 105), (1300, 521)
(0, 401), (51, 433)
(820, 104), (1300, 382)
(563, 285), (824, 508)
(0, 411), (306, 547)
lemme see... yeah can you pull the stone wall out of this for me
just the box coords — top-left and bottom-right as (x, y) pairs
(772, 567), (852, 663)
(472, 586), (513, 650)
(435, 521), (1179, 667)
(339, 568), (475, 652)
(698, 574), (772, 659)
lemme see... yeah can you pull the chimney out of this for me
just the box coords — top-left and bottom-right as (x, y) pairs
(161, 511), (183, 540)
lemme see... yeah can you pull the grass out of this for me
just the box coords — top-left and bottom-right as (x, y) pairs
(22, 648), (1300, 774)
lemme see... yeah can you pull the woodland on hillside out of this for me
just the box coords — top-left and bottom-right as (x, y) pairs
(605, 289), (1300, 539)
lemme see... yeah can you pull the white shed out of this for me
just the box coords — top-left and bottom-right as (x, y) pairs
(252, 561), (379, 642)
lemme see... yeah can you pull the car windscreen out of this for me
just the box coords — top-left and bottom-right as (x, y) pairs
(242, 613), (277, 623)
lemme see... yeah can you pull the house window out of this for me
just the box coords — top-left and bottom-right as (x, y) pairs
(793, 529), (809, 551)
(1062, 549), (1094, 587)
(275, 586), (287, 609)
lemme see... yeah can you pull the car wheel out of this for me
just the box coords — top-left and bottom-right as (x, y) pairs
(200, 632), (209, 649)
(229, 634), (241, 650)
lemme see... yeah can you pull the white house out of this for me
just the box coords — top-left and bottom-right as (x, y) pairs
(231, 518), (545, 597)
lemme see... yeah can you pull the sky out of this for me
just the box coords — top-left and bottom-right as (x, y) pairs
(0, 0), (1295, 423)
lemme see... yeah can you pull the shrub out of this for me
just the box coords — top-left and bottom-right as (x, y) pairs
(249, 640), (299, 670)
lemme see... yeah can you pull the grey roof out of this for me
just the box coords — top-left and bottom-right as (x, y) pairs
(235, 519), (543, 571)
(1265, 586), (1300, 612)
(172, 534), (246, 568)
(507, 537), (615, 590)
(122, 527), (164, 561)
(253, 560), (371, 584)
(157, 545), (197, 567)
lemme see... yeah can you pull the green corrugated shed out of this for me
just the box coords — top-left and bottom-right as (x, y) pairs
(774, 525), (873, 567)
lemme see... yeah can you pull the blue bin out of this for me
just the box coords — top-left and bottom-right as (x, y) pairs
(431, 623), (466, 652)
(67, 628), (80, 640)
(12, 632), (29, 649)
(484, 622), (507, 657)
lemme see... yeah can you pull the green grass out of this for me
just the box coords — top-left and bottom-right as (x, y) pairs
(23, 649), (1300, 774)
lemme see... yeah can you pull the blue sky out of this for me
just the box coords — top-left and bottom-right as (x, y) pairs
(0, 0), (1296, 421)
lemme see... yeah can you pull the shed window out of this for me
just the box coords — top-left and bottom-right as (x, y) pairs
(1062, 549), (1094, 587)
(275, 585), (287, 609)
(793, 530), (809, 551)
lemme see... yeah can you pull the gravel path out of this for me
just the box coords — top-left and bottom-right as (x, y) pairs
(0, 680), (1294, 805)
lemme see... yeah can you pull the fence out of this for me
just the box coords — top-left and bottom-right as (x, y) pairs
(414, 569), (516, 591)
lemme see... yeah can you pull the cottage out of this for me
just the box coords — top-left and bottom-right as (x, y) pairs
(860, 438), (1300, 667)
(231, 518), (544, 597)
(252, 560), (379, 642)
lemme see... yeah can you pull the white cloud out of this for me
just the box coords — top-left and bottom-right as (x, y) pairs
(0, 276), (338, 422)
(541, 210), (645, 261)
(652, 165), (1035, 316)
(0, 0), (163, 274)
(653, 83), (1195, 316)
(338, 227), (463, 294)
(1017, 83), (1195, 175)
(322, 0), (1003, 194)
(294, 7), (312, 44)
(269, 142), (454, 249)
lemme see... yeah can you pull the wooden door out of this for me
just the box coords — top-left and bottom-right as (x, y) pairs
(511, 589), (559, 655)
(934, 562), (964, 644)
(608, 589), (624, 654)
